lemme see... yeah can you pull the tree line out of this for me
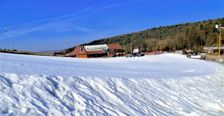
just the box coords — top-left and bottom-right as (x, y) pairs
(67, 18), (224, 53)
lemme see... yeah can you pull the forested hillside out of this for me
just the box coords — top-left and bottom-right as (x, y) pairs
(67, 18), (224, 53)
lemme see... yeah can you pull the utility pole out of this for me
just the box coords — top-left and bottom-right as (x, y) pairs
(65, 40), (69, 55)
(218, 29), (221, 61)
(215, 24), (224, 62)
(66, 40), (69, 47)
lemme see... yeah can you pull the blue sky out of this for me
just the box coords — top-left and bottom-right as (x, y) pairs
(0, 0), (223, 51)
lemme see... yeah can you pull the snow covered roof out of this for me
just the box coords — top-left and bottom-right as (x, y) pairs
(84, 44), (108, 52)
(72, 46), (107, 55)
(203, 46), (224, 50)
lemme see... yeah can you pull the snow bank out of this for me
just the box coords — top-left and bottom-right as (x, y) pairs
(0, 53), (214, 78)
(0, 53), (224, 115)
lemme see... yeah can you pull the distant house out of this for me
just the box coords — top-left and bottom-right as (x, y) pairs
(71, 43), (124, 58)
(203, 46), (224, 61)
(203, 46), (224, 54)
(107, 44), (124, 57)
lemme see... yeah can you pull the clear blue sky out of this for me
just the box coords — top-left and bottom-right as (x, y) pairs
(0, 0), (223, 51)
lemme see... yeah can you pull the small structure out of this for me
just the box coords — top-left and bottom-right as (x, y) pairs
(107, 44), (124, 57)
(203, 46), (224, 61)
(203, 47), (224, 54)
(126, 48), (145, 57)
(132, 48), (144, 56)
(71, 43), (124, 58)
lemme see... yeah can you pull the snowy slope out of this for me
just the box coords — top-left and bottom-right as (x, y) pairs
(0, 53), (224, 116)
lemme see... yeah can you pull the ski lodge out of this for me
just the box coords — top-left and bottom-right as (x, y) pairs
(71, 43), (125, 58)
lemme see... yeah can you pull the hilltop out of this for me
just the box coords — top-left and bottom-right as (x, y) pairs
(66, 18), (224, 53)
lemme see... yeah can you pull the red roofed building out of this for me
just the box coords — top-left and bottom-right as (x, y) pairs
(71, 43), (124, 58)
(107, 44), (124, 57)
(71, 46), (88, 58)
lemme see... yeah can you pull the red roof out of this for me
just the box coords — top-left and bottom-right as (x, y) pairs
(107, 43), (123, 50)
(72, 46), (86, 55)
(86, 50), (106, 55)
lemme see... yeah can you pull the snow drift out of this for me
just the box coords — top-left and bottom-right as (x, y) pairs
(0, 53), (224, 115)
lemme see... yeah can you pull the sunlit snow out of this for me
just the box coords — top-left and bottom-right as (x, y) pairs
(0, 53), (224, 115)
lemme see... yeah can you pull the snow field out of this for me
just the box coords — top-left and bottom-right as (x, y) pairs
(0, 53), (224, 115)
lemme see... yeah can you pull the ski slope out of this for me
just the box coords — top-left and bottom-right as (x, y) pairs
(0, 53), (224, 115)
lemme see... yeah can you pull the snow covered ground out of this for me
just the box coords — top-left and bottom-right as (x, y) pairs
(0, 53), (224, 115)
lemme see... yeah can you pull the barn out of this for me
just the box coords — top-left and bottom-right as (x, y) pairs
(71, 43), (124, 58)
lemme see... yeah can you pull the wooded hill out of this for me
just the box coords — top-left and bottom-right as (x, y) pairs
(67, 18), (224, 53)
